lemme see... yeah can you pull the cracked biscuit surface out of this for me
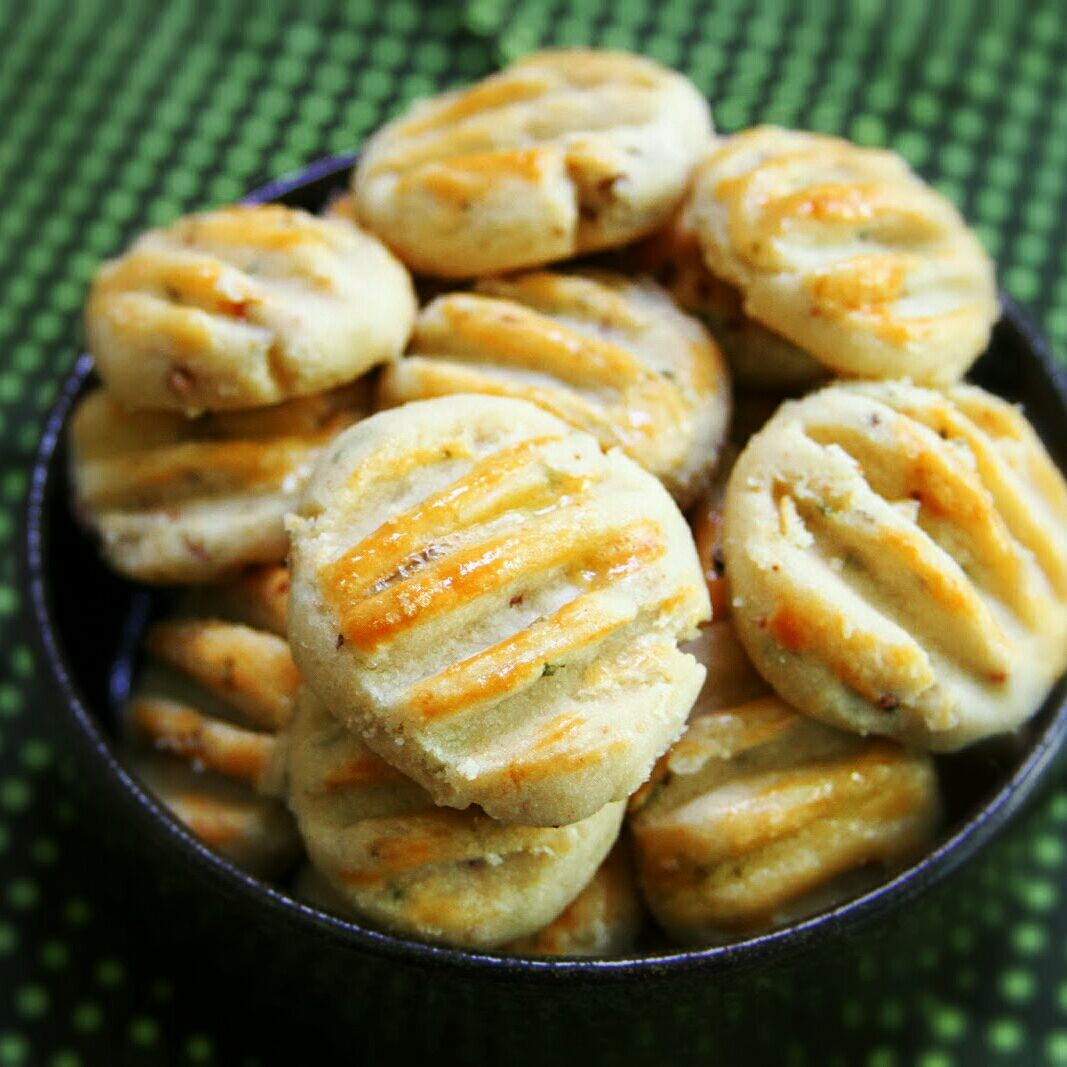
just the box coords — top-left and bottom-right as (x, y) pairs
(70, 383), (367, 583)
(689, 127), (998, 385)
(351, 49), (713, 277)
(378, 269), (730, 505)
(287, 686), (624, 949)
(723, 381), (1067, 749)
(86, 204), (415, 413)
(287, 395), (709, 826)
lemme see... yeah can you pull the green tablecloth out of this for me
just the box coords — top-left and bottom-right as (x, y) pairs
(2, 1), (1067, 1062)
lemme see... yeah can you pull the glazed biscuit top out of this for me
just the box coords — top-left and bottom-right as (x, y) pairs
(352, 49), (713, 276)
(287, 395), (710, 827)
(689, 126), (998, 384)
(86, 204), (415, 413)
(379, 269), (730, 505)
(723, 380), (1067, 750)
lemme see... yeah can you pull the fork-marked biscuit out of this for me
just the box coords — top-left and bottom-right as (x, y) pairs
(723, 381), (1067, 749)
(87, 204), (415, 413)
(689, 126), (998, 385)
(352, 49), (713, 277)
(288, 395), (710, 826)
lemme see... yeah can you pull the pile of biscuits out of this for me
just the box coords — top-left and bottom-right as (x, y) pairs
(70, 49), (1067, 953)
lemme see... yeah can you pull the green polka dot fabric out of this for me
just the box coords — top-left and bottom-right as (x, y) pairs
(3, 0), (1067, 1062)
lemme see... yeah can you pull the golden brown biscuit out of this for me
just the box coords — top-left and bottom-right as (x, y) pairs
(70, 384), (366, 584)
(504, 840), (645, 956)
(629, 693), (939, 942)
(724, 380), (1067, 749)
(352, 49), (713, 277)
(689, 127), (998, 385)
(123, 576), (304, 876)
(86, 204), (415, 413)
(287, 686), (624, 949)
(378, 269), (730, 505)
(630, 207), (824, 389)
(288, 395), (710, 826)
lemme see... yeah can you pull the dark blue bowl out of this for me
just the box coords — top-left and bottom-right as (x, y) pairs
(21, 156), (1067, 1047)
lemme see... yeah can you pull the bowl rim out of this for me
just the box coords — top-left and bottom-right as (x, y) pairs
(22, 155), (1067, 985)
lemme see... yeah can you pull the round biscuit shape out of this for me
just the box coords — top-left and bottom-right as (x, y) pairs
(723, 380), (1067, 750)
(70, 383), (367, 584)
(378, 269), (731, 505)
(351, 49), (714, 277)
(689, 126), (998, 385)
(628, 690), (940, 943)
(287, 394), (710, 826)
(86, 204), (416, 413)
(287, 686), (625, 949)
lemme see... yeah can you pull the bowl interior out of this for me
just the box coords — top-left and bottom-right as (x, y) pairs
(24, 156), (1067, 981)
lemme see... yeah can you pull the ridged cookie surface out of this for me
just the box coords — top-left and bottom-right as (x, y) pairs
(86, 204), (415, 412)
(352, 49), (713, 277)
(629, 692), (939, 941)
(378, 270), (730, 504)
(70, 384), (366, 583)
(288, 395), (710, 826)
(689, 127), (998, 384)
(631, 206), (824, 389)
(724, 381), (1067, 749)
(287, 686), (624, 949)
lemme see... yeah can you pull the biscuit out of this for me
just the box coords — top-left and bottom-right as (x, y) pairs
(70, 383), (366, 583)
(378, 270), (730, 504)
(292, 836), (644, 957)
(631, 207), (824, 389)
(504, 840), (645, 957)
(351, 49), (713, 277)
(688, 126), (998, 384)
(629, 692), (939, 942)
(127, 752), (300, 878)
(288, 395), (710, 826)
(86, 204), (415, 413)
(723, 381), (1067, 749)
(123, 581), (304, 876)
(287, 686), (624, 949)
